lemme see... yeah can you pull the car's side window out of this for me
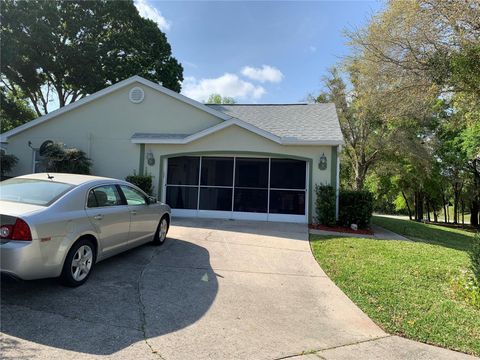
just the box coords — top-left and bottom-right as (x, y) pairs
(120, 185), (147, 206)
(87, 185), (123, 208)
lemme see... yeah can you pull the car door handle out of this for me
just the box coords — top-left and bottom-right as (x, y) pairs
(93, 214), (103, 220)
(130, 210), (137, 215)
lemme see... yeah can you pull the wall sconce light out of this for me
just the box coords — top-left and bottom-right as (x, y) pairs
(318, 153), (327, 170)
(146, 151), (155, 166)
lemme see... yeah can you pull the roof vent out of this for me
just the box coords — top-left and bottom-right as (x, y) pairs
(129, 87), (145, 104)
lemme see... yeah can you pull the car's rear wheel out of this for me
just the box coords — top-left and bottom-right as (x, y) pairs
(152, 216), (169, 246)
(60, 238), (96, 287)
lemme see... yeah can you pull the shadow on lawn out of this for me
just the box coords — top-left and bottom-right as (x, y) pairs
(373, 216), (475, 252)
(1, 237), (218, 356)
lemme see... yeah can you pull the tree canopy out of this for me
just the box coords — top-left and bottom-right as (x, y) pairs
(0, 0), (183, 117)
(205, 93), (236, 104)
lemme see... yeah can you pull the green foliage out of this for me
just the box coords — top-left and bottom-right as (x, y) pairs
(42, 143), (92, 174)
(0, 149), (18, 177)
(125, 174), (153, 195)
(205, 93), (236, 104)
(0, 0), (183, 115)
(338, 190), (373, 229)
(0, 88), (36, 133)
(314, 184), (336, 226)
(471, 232), (480, 284)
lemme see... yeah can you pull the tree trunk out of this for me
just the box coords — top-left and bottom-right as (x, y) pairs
(402, 190), (412, 220)
(441, 192), (448, 224)
(433, 205), (438, 223)
(461, 200), (464, 227)
(414, 191), (424, 222)
(426, 200), (431, 222)
(471, 200), (479, 228)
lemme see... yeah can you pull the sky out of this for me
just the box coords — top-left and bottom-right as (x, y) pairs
(135, 0), (384, 104)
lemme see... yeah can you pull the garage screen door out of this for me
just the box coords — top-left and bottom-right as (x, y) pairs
(166, 156), (306, 219)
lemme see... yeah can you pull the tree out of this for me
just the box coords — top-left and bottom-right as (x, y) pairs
(0, 87), (36, 133)
(41, 142), (92, 174)
(206, 93), (236, 104)
(0, 149), (18, 177)
(0, 0), (183, 116)
(316, 66), (390, 190)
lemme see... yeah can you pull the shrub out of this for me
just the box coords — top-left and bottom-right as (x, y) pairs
(315, 184), (336, 226)
(338, 190), (373, 229)
(471, 232), (480, 284)
(126, 174), (153, 195)
(0, 150), (18, 177)
(42, 142), (92, 174)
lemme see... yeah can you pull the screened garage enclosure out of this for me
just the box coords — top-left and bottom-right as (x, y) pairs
(166, 156), (307, 223)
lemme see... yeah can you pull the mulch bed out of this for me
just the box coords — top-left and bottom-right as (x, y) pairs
(309, 224), (374, 235)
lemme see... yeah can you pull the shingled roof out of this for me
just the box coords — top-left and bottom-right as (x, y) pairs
(206, 103), (343, 143)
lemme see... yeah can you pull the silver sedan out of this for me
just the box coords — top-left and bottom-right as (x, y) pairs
(0, 173), (171, 286)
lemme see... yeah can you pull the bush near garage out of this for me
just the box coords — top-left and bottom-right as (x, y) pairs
(314, 185), (373, 229)
(315, 184), (336, 226)
(0, 149), (18, 179)
(338, 190), (373, 229)
(125, 174), (153, 195)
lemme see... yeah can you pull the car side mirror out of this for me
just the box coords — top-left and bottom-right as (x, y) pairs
(147, 196), (157, 204)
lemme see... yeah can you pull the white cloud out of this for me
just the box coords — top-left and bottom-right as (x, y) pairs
(309, 45), (317, 53)
(134, 0), (171, 31)
(182, 73), (266, 102)
(241, 65), (284, 83)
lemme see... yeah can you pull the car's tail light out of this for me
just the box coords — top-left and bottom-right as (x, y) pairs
(0, 218), (32, 241)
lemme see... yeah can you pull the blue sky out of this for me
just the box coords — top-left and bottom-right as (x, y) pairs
(135, 1), (383, 104)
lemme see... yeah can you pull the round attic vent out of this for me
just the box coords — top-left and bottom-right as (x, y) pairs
(129, 87), (145, 104)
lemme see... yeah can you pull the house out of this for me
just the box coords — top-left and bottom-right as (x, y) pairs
(0, 76), (344, 223)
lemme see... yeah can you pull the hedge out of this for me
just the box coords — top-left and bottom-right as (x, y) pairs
(125, 174), (153, 195)
(314, 185), (373, 229)
(338, 189), (373, 229)
(315, 184), (336, 226)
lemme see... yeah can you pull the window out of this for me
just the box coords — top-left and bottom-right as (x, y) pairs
(120, 185), (147, 206)
(0, 178), (73, 206)
(166, 186), (198, 209)
(201, 157), (233, 186)
(235, 158), (268, 188)
(270, 159), (306, 189)
(199, 187), (232, 211)
(87, 185), (123, 208)
(167, 156), (199, 185)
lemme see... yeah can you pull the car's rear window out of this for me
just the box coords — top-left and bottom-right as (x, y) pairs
(0, 178), (74, 206)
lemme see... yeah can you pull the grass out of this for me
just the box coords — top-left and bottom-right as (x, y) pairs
(310, 217), (480, 356)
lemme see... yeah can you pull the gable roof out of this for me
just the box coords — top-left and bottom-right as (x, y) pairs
(0, 76), (232, 142)
(205, 103), (344, 144)
(0, 75), (344, 146)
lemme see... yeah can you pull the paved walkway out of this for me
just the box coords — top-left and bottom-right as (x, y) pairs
(1, 218), (475, 360)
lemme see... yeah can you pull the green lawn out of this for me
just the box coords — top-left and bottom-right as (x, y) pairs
(310, 217), (479, 356)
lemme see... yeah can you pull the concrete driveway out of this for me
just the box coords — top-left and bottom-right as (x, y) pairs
(1, 219), (475, 360)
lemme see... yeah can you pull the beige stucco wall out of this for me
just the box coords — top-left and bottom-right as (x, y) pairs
(5, 82), (222, 179)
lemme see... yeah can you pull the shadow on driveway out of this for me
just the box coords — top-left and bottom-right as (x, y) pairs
(1, 237), (218, 355)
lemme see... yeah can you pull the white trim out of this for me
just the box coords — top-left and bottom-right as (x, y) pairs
(267, 213), (307, 223)
(132, 118), (283, 145)
(0, 75), (232, 142)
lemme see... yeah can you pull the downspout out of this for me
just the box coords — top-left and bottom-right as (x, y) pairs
(336, 145), (341, 221)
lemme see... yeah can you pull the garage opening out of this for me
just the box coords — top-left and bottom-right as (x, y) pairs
(164, 156), (307, 223)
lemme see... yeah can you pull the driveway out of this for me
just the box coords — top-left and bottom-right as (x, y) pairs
(1, 219), (475, 360)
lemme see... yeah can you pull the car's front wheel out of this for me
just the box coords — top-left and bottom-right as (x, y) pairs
(152, 215), (169, 246)
(60, 238), (96, 287)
